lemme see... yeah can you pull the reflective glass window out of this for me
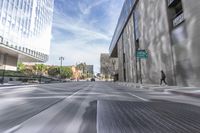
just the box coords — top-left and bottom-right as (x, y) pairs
(4, 1), (9, 9)
(0, 0), (3, 10)
(20, 0), (23, 9)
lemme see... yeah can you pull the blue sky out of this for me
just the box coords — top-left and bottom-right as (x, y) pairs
(47, 0), (124, 73)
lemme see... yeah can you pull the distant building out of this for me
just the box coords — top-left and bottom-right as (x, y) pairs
(0, 0), (54, 71)
(71, 65), (81, 80)
(100, 53), (118, 80)
(109, 0), (200, 86)
(86, 65), (94, 75)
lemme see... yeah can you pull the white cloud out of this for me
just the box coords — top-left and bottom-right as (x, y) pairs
(78, 0), (109, 15)
(48, 0), (124, 73)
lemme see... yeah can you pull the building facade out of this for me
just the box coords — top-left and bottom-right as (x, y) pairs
(86, 65), (94, 75)
(100, 53), (118, 80)
(110, 0), (200, 87)
(0, 0), (54, 70)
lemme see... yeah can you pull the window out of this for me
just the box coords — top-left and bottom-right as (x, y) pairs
(16, 0), (20, 7)
(0, 0), (3, 10)
(174, 2), (183, 14)
(2, 18), (6, 25)
(20, 0), (23, 9)
(24, 1), (26, 12)
(4, 1), (9, 9)
(168, 0), (184, 28)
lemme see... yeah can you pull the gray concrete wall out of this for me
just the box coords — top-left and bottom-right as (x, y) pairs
(137, 0), (175, 85)
(114, 0), (200, 87)
(117, 36), (125, 82)
(124, 15), (135, 82)
(122, 24), (128, 82)
(171, 0), (200, 86)
(0, 53), (17, 71)
(100, 53), (118, 77)
(117, 14), (137, 83)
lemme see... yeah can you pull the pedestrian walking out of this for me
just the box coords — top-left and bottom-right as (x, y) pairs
(160, 70), (167, 85)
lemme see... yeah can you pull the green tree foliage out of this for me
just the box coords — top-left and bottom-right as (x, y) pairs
(17, 63), (26, 72)
(23, 68), (34, 76)
(33, 64), (47, 75)
(17, 63), (33, 76)
(60, 66), (73, 79)
(16, 63), (73, 79)
(48, 66), (60, 77)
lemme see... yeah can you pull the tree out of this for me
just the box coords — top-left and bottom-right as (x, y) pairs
(60, 66), (73, 79)
(33, 64), (47, 75)
(17, 63), (26, 72)
(23, 68), (34, 76)
(48, 66), (60, 77)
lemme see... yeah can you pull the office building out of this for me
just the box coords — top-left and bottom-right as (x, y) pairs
(100, 53), (118, 80)
(0, 0), (54, 70)
(109, 0), (200, 86)
(86, 65), (94, 75)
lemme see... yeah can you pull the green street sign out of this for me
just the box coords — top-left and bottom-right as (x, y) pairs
(136, 50), (148, 59)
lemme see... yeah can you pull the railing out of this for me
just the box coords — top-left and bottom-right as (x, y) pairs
(168, 0), (176, 6)
(0, 35), (48, 62)
(173, 11), (184, 27)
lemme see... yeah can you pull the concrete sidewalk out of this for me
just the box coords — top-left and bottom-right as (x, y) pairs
(0, 80), (30, 87)
(0, 83), (24, 87)
(168, 88), (200, 98)
(117, 82), (200, 99)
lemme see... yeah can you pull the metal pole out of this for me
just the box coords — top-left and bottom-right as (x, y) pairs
(136, 58), (139, 83)
(139, 58), (142, 84)
(1, 54), (8, 84)
(59, 57), (64, 67)
(59, 57), (64, 80)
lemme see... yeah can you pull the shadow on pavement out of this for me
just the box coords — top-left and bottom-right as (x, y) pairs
(79, 100), (97, 133)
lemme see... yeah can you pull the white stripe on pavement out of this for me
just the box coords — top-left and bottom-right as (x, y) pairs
(128, 93), (149, 102)
(0, 85), (37, 89)
(3, 89), (83, 133)
(3, 125), (21, 133)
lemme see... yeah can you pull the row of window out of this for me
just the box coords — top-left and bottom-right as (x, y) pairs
(0, 0), (33, 38)
(0, 0), (53, 57)
(0, 0), (52, 37)
(0, 36), (48, 61)
(34, 1), (53, 35)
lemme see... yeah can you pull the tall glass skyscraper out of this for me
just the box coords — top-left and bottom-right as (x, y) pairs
(0, 0), (54, 70)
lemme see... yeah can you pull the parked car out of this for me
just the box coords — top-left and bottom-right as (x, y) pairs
(91, 78), (95, 82)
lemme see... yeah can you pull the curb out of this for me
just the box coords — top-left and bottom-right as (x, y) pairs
(0, 84), (35, 88)
(169, 90), (200, 99)
(0, 82), (72, 88)
(116, 82), (200, 99)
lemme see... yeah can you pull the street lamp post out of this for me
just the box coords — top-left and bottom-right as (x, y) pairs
(59, 56), (64, 67)
(59, 56), (64, 81)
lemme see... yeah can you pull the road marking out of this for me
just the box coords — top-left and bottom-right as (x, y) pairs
(0, 85), (37, 89)
(3, 125), (21, 133)
(2, 89), (83, 133)
(128, 93), (149, 102)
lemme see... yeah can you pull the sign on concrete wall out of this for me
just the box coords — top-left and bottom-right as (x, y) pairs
(136, 50), (148, 59)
